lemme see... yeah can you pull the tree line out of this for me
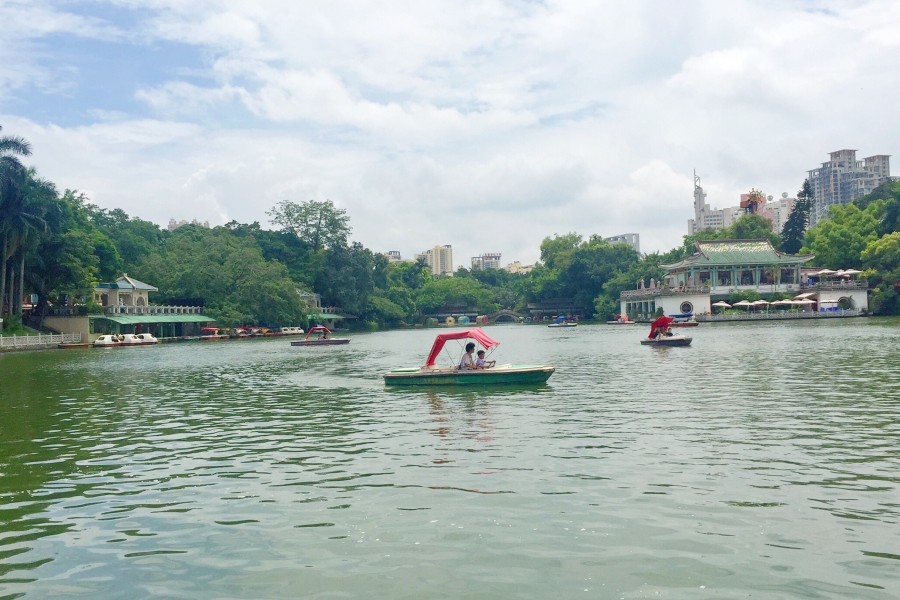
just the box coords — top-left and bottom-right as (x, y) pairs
(2, 124), (900, 331)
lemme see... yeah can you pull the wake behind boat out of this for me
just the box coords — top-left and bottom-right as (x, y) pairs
(383, 328), (554, 386)
(641, 316), (692, 347)
(290, 326), (349, 346)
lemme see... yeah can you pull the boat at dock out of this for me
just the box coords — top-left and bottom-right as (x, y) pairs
(383, 328), (554, 386)
(93, 333), (159, 347)
(668, 312), (699, 327)
(290, 326), (349, 346)
(606, 314), (637, 324)
(641, 316), (692, 347)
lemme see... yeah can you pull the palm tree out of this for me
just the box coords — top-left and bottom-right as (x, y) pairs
(0, 125), (33, 317)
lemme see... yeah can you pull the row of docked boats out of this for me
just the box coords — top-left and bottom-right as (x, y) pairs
(94, 333), (159, 347)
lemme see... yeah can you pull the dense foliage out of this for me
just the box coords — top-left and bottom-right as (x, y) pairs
(3, 124), (900, 329)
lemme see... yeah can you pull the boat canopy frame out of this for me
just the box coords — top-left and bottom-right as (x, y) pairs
(425, 328), (499, 367)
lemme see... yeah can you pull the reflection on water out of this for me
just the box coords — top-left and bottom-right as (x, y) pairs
(1, 319), (899, 599)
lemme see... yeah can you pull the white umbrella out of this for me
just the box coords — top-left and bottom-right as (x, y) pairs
(752, 299), (770, 305)
(816, 269), (836, 276)
(795, 298), (815, 304)
(772, 299), (793, 305)
(794, 292), (816, 299)
(842, 269), (862, 275)
(733, 300), (752, 308)
(711, 301), (731, 307)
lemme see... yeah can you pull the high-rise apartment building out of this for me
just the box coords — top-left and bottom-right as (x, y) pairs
(603, 233), (640, 253)
(688, 172), (726, 234)
(471, 253), (502, 270)
(806, 150), (891, 226)
(415, 245), (454, 275)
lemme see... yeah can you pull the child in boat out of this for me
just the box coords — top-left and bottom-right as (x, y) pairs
(475, 350), (495, 369)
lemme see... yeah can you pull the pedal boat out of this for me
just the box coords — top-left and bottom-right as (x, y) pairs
(548, 317), (577, 328)
(383, 328), (554, 386)
(291, 326), (349, 346)
(641, 316), (692, 347)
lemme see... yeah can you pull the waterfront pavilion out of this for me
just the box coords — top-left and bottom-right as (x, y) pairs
(620, 239), (816, 319)
(661, 239), (814, 295)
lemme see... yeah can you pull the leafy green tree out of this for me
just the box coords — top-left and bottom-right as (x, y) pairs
(267, 199), (351, 251)
(861, 231), (900, 315)
(26, 191), (107, 319)
(416, 277), (498, 314)
(138, 227), (306, 326)
(803, 202), (880, 268)
(781, 179), (814, 254)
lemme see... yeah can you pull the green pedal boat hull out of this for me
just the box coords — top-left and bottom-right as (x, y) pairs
(383, 365), (554, 386)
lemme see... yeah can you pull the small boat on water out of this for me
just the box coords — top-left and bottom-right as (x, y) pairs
(279, 326), (305, 335)
(606, 314), (637, 325)
(383, 328), (554, 386)
(290, 326), (349, 346)
(641, 316), (692, 347)
(668, 312), (699, 327)
(93, 333), (158, 347)
(548, 316), (577, 328)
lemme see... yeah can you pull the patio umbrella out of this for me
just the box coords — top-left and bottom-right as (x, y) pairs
(733, 300), (752, 309)
(841, 269), (862, 276)
(752, 300), (769, 305)
(771, 299), (793, 305)
(794, 292), (815, 299)
(711, 301), (731, 307)
(815, 269), (837, 276)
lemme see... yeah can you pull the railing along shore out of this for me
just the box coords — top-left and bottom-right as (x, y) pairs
(697, 309), (864, 322)
(0, 333), (82, 350)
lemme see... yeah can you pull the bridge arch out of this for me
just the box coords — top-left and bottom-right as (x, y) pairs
(488, 310), (525, 323)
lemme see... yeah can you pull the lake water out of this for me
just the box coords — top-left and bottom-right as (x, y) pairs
(1, 319), (899, 599)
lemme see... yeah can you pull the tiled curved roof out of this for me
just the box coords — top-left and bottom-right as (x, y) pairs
(661, 239), (814, 269)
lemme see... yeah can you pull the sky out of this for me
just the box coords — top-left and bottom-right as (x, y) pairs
(1, 0), (898, 266)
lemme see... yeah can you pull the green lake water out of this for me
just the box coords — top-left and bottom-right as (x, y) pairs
(1, 319), (899, 599)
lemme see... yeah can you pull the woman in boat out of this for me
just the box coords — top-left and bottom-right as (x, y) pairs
(459, 342), (476, 370)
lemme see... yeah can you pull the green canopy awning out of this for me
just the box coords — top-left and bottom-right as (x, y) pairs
(95, 314), (216, 325)
(307, 313), (348, 320)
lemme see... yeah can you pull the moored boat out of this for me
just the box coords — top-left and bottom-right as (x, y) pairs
(290, 326), (349, 346)
(606, 314), (637, 324)
(668, 312), (699, 327)
(383, 328), (554, 386)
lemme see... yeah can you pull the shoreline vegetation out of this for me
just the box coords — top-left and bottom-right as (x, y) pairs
(3, 125), (900, 335)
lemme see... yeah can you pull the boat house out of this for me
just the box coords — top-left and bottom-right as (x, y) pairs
(44, 274), (216, 341)
(620, 239), (867, 318)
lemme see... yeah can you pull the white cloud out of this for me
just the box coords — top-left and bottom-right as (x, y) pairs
(2, 0), (900, 265)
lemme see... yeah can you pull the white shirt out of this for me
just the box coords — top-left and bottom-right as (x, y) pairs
(459, 352), (475, 370)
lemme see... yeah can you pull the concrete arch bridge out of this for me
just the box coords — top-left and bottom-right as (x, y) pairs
(487, 310), (526, 323)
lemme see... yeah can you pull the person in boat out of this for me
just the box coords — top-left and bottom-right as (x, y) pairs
(459, 342), (477, 370)
(475, 350), (496, 369)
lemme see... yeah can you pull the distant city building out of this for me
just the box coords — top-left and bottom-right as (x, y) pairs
(471, 252), (502, 270)
(761, 193), (795, 233)
(807, 150), (891, 226)
(415, 245), (454, 275)
(688, 172), (787, 234)
(168, 218), (210, 231)
(688, 172), (727, 234)
(384, 251), (403, 263)
(503, 261), (534, 274)
(603, 233), (640, 253)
